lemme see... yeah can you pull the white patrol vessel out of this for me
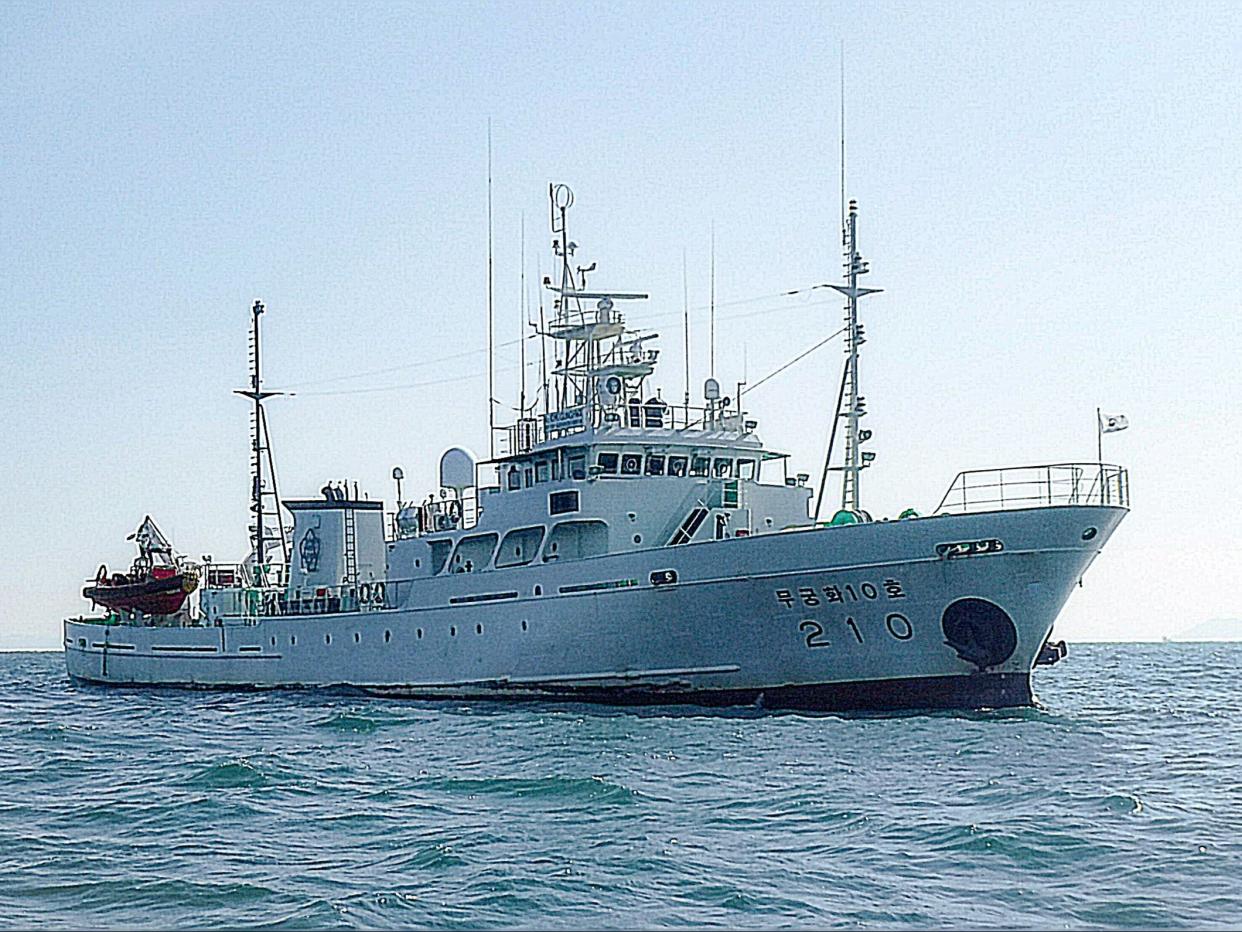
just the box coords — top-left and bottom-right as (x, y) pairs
(64, 185), (1128, 711)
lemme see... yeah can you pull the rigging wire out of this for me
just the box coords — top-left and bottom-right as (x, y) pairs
(283, 298), (840, 398)
(290, 365), (519, 398)
(268, 284), (837, 392)
(290, 315), (844, 401)
(740, 327), (847, 398)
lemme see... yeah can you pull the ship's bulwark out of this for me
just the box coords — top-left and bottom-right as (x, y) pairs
(65, 505), (1125, 712)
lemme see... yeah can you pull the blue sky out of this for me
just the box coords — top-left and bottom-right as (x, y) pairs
(2, 0), (1240, 647)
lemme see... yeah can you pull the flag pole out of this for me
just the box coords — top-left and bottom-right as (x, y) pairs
(1096, 406), (1104, 505)
(1096, 406), (1103, 466)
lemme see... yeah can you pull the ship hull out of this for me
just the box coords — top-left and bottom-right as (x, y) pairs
(64, 505), (1125, 712)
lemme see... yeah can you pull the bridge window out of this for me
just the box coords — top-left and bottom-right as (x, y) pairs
(713, 457), (734, 478)
(507, 466), (521, 491)
(738, 459), (756, 480)
(568, 452), (587, 480)
(621, 453), (642, 476)
(535, 460), (550, 483)
(668, 455), (688, 477)
(691, 455), (711, 477)
(645, 454), (666, 476)
(549, 490), (580, 516)
(524, 466), (535, 487)
(596, 452), (619, 474)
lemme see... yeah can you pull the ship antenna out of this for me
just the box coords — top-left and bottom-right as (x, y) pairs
(839, 41), (846, 248)
(234, 300), (288, 582)
(538, 252), (549, 419)
(519, 210), (527, 416)
(486, 118), (496, 459)
(682, 246), (690, 423)
(827, 52), (883, 515)
(709, 222), (716, 380)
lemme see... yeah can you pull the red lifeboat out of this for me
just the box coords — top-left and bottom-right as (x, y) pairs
(82, 516), (199, 617)
(83, 564), (199, 616)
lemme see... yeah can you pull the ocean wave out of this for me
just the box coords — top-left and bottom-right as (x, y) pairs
(0, 645), (1240, 929)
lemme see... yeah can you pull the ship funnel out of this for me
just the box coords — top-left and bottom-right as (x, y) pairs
(284, 491), (386, 593)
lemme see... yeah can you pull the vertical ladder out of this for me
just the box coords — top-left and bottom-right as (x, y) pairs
(343, 506), (357, 583)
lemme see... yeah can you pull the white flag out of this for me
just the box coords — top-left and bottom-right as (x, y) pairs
(1101, 413), (1129, 433)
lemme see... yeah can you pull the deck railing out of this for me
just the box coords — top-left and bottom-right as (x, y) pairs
(935, 463), (1129, 515)
(203, 562), (289, 590)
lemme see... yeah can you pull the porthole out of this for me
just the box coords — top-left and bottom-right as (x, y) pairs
(291, 635), (297, 646)
(415, 558), (421, 567)
(417, 628), (423, 639)
(384, 630), (391, 643)
(354, 632), (361, 644)
(270, 637), (276, 646)
(476, 623), (483, 635)
(450, 626), (457, 637)
(534, 585), (542, 596)
(521, 620), (528, 632)
(1082, 527), (1098, 541)
(633, 534), (642, 545)
(325, 633), (332, 645)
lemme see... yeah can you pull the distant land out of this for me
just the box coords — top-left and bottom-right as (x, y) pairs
(1170, 618), (1242, 642)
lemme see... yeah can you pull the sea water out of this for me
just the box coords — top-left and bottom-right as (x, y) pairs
(0, 643), (1238, 930)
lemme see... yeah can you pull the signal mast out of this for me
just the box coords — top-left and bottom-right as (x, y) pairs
(829, 201), (881, 512)
(234, 300), (289, 584)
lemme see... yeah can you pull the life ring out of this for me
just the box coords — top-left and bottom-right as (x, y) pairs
(359, 582), (372, 602)
(374, 581), (386, 604)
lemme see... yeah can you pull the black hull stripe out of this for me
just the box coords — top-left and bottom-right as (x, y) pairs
(66, 672), (1033, 713)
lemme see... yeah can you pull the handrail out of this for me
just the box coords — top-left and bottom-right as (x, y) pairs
(936, 462), (1129, 514)
(202, 562), (288, 590)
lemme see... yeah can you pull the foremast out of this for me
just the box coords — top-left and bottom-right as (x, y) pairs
(829, 199), (881, 513)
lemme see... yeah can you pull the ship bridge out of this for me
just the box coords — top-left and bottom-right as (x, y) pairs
(389, 184), (814, 580)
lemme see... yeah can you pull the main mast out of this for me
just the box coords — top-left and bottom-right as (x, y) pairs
(234, 300), (288, 582)
(830, 200), (881, 513)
